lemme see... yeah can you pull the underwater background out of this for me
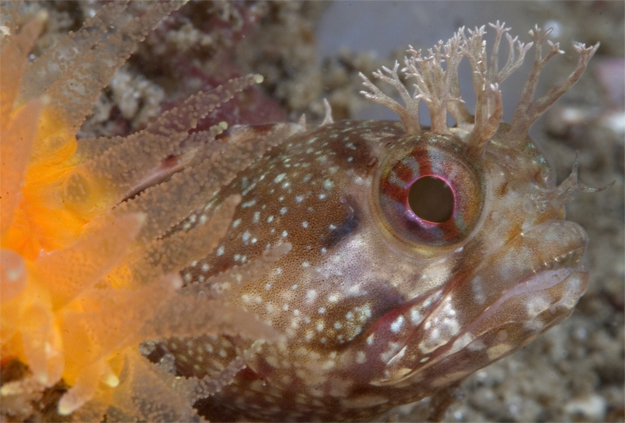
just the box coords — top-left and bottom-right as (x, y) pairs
(6, 1), (623, 421)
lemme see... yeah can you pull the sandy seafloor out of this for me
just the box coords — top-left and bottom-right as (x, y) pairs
(10, 1), (625, 422)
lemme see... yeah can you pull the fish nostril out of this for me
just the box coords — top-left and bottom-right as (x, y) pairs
(408, 176), (454, 223)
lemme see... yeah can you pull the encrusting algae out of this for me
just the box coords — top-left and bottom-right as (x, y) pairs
(1, 1), (604, 422)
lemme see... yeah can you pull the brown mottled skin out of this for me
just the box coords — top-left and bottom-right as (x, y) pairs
(151, 24), (598, 422)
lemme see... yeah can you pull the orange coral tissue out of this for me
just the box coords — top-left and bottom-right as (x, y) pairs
(0, 2), (282, 421)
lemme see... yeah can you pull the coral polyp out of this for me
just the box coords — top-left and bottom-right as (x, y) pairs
(0, 2), (282, 420)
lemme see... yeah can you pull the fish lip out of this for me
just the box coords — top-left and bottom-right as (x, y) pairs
(528, 242), (587, 274)
(493, 265), (588, 306)
(478, 223), (589, 324)
(524, 220), (589, 269)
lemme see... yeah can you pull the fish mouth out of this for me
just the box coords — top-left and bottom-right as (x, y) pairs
(368, 220), (589, 388)
(457, 219), (590, 344)
(438, 219), (590, 343)
(474, 266), (588, 335)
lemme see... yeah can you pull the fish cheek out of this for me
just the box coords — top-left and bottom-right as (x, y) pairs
(305, 282), (407, 354)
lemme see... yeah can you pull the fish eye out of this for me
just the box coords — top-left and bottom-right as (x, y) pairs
(408, 176), (454, 223)
(375, 132), (485, 248)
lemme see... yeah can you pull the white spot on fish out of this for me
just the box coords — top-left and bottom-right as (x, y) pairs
(390, 315), (404, 333)
(241, 200), (256, 208)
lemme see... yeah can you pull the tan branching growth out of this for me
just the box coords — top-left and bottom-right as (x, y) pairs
(508, 26), (600, 142)
(360, 21), (599, 154)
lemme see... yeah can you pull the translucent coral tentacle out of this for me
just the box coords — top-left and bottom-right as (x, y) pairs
(59, 274), (181, 381)
(76, 74), (263, 160)
(74, 76), (265, 208)
(135, 196), (239, 283)
(127, 123), (230, 198)
(114, 123), (299, 245)
(70, 398), (110, 423)
(182, 242), (292, 301)
(20, 1), (130, 102)
(34, 212), (145, 310)
(25, 1), (188, 133)
(108, 350), (204, 422)
(0, 11), (45, 128)
(0, 98), (44, 235)
(170, 340), (265, 403)
(143, 74), (264, 138)
(0, 12), (47, 235)
(20, 301), (64, 387)
(57, 361), (103, 415)
(0, 249), (27, 303)
(140, 296), (283, 343)
(1, 2), (288, 420)
(110, 130), (233, 245)
(0, 251), (29, 349)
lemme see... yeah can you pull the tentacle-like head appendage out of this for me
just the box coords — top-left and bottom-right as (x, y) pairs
(359, 22), (600, 156)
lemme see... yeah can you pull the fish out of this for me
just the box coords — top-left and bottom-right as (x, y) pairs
(150, 22), (600, 421)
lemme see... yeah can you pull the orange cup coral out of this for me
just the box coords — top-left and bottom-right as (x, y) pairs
(0, 2), (283, 420)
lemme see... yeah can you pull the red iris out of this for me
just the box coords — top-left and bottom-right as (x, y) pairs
(374, 132), (485, 248)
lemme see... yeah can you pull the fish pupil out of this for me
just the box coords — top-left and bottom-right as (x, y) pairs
(407, 176), (454, 223)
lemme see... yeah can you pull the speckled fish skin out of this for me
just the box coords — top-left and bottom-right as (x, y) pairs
(154, 24), (598, 422)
